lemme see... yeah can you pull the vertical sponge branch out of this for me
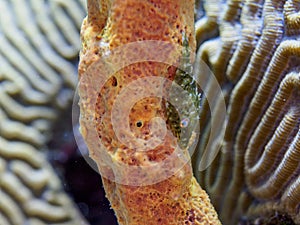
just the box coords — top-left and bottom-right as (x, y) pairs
(78, 0), (221, 224)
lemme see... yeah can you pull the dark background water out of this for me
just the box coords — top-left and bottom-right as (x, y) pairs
(48, 108), (118, 225)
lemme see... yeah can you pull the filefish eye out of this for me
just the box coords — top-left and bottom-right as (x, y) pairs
(180, 118), (189, 128)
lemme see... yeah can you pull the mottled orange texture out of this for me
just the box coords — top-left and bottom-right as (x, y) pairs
(78, 0), (221, 224)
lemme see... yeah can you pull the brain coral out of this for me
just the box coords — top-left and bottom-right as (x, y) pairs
(0, 0), (88, 224)
(193, 0), (300, 224)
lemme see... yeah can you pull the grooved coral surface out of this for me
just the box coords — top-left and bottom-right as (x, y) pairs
(0, 0), (88, 224)
(193, 0), (300, 224)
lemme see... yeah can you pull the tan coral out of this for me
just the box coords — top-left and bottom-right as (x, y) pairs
(0, 0), (87, 224)
(78, 0), (221, 224)
(193, 0), (300, 224)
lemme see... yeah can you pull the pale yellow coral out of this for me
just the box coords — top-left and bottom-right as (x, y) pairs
(194, 0), (300, 224)
(0, 0), (87, 224)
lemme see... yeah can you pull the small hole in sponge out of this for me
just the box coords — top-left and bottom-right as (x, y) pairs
(136, 121), (143, 127)
(111, 76), (118, 86)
